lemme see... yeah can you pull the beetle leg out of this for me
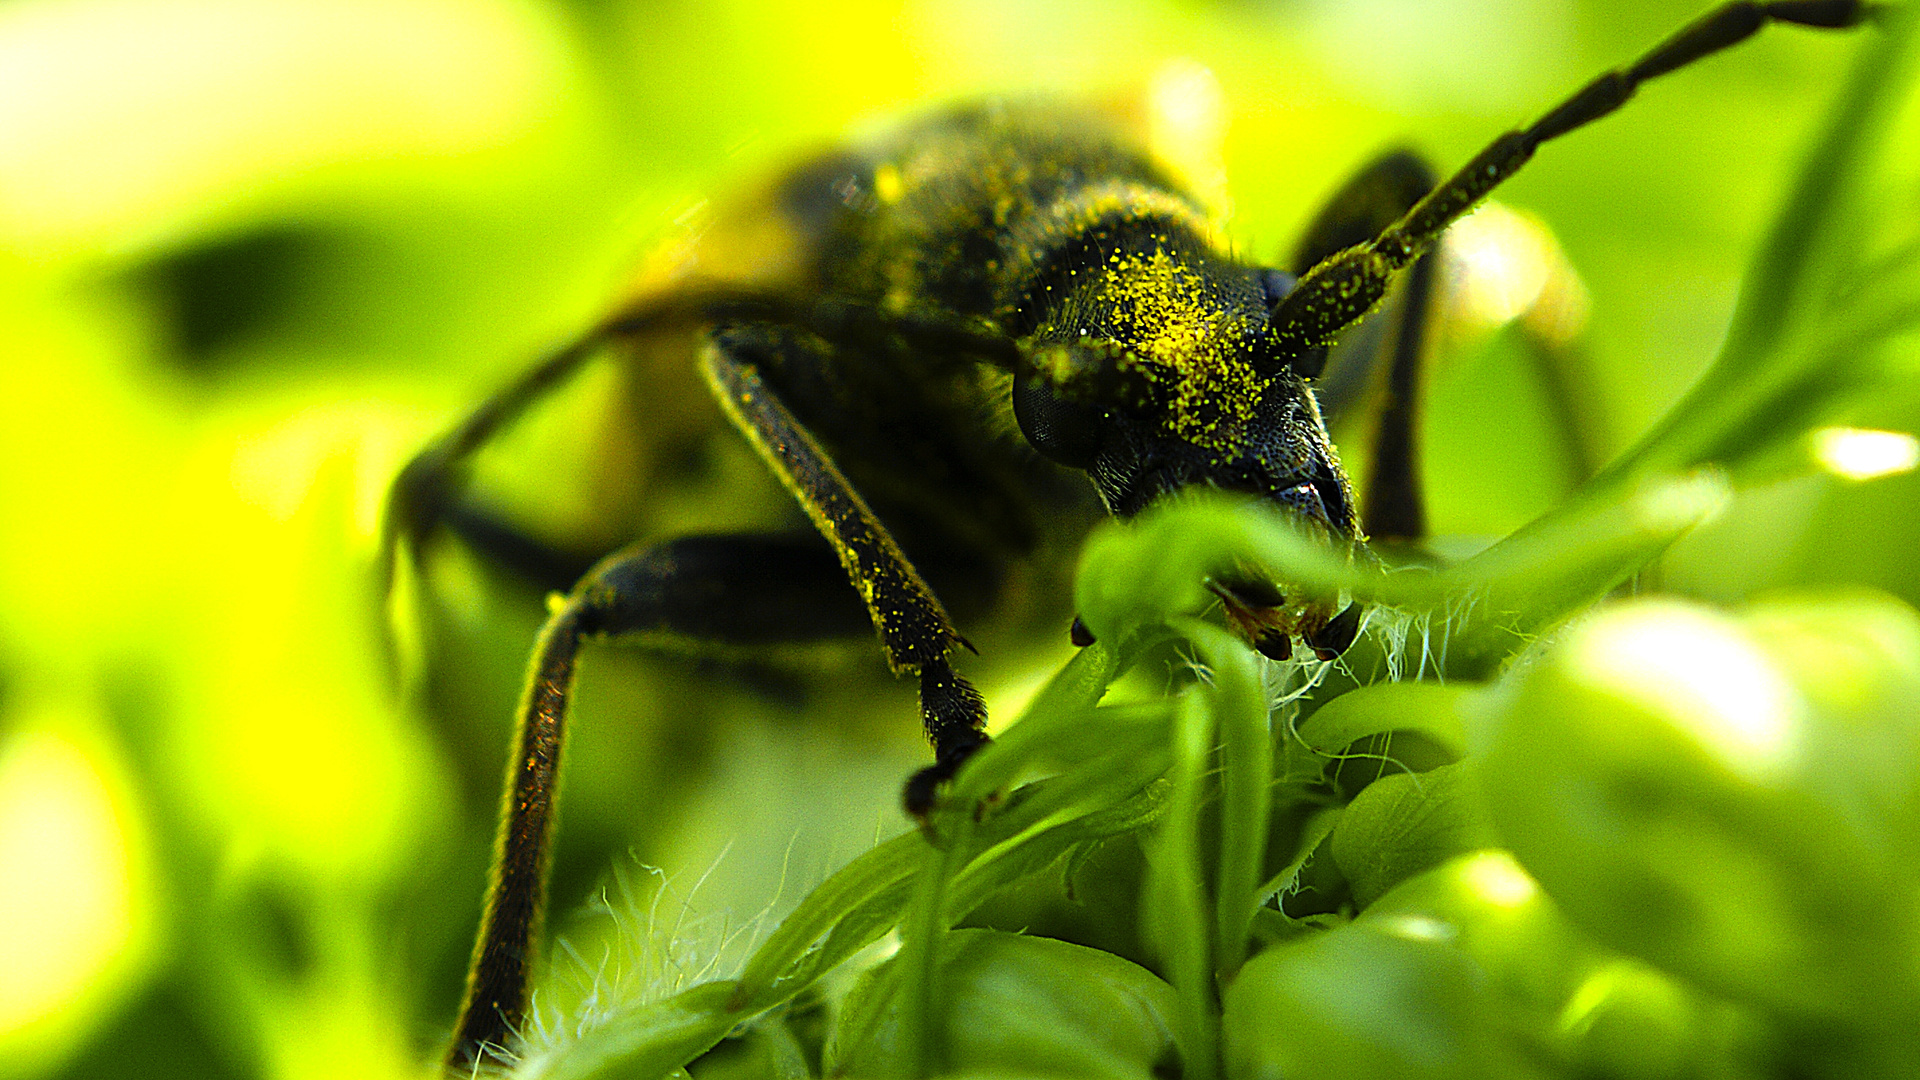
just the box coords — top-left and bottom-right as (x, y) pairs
(385, 291), (1024, 599)
(1304, 602), (1366, 660)
(430, 495), (603, 597)
(701, 340), (991, 816)
(1291, 150), (1438, 281)
(1360, 244), (1439, 544)
(381, 290), (729, 597)
(447, 320), (1010, 1063)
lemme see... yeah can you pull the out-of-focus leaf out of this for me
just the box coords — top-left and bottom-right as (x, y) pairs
(1602, 2), (1920, 488)
(1223, 913), (1536, 1080)
(1362, 851), (1776, 1080)
(0, 704), (155, 1079)
(1474, 593), (1920, 1075)
(1331, 764), (1496, 909)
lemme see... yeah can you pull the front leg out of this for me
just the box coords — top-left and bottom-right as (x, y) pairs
(442, 322), (1001, 1071)
(700, 339), (992, 814)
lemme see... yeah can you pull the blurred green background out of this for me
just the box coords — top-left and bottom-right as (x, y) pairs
(0, 0), (1912, 1077)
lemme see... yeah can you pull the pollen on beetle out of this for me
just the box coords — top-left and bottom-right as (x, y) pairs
(1091, 246), (1261, 452)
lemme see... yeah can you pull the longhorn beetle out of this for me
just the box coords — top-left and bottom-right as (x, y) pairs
(383, 2), (1876, 1068)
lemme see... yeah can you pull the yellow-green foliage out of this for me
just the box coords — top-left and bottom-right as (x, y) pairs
(1, 1), (1915, 1078)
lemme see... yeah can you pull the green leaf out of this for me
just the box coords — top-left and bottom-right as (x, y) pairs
(731, 832), (924, 1013)
(1295, 682), (1474, 761)
(1360, 851), (1775, 1080)
(512, 981), (741, 1080)
(1331, 764), (1497, 909)
(1141, 691), (1221, 1080)
(1604, 2), (1920, 487)
(1076, 476), (1727, 683)
(827, 929), (1181, 1079)
(1223, 916), (1532, 1080)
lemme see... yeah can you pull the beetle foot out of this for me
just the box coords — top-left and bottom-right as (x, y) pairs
(903, 729), (992, 819)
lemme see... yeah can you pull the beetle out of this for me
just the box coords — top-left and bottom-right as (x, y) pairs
(382, 1), (1875, 1067)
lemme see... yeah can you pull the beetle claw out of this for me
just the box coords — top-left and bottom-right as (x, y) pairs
(1306, 602), (1364, 660)
(1253, 628), (1293, 662)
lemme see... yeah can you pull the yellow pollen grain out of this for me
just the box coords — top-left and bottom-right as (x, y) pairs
(1096, 249), (1257, 451)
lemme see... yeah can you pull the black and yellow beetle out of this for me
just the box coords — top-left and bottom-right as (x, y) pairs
(382, 1), (1874, 1067)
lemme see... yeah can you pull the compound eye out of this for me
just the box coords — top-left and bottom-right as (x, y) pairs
(1258, 267), (1294, 306)
(1013, 375), (1105, 469)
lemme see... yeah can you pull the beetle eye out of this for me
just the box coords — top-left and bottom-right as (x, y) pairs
(1013, 375), (1105, 469)
(1258, 267), (1297, 308)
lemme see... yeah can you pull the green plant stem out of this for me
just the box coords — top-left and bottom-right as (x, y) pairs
(895, 811), (972, 1078)
(1155, 690), (1221, 1080)
(1173, 619), (1270, 983)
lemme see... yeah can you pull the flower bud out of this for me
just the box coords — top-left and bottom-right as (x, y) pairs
(1474, 593), (1920, 1072)
(1365, 851), (1773, 1080)
(1223, 907), (1528, 1080)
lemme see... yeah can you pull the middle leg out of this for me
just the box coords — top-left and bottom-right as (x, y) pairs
(447, 530), (879, 1069)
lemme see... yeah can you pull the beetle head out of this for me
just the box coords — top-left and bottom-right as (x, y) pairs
(1013, 259), (1365, 658)
(1015, 263), (1356, 532)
